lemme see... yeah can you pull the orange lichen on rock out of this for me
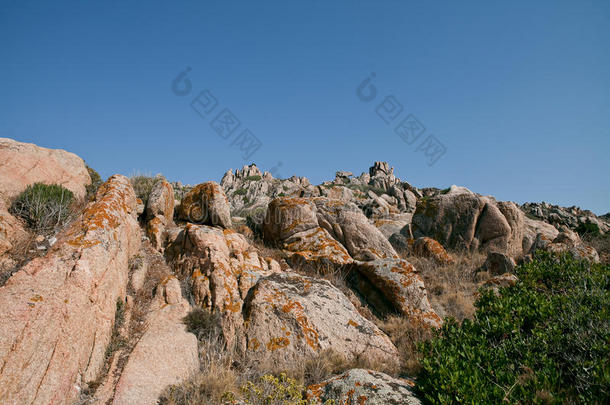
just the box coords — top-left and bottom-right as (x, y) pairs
(266, 336), (290, 351)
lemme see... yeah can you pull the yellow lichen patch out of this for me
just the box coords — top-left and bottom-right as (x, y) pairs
(348, 319), (359, 328)
(248, 337), (260, 351)
(30, 294), (43, 302)
(266, 336), (290, 351)
(357, 395), (368, 404)
(225, 300), (241, 313)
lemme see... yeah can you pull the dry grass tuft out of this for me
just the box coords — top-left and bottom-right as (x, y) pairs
(377, 315), (433, 376)
(404, 251), (487, 321)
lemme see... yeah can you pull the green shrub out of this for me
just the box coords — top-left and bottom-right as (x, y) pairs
(10, 183), (75, 233)
(416, 252), (610, 404)
(85, 165), (103, 197)
(576, 221), (601, 236)
(183, 308), (222, 340)
(233, 188), (248, 196)
(245, 175), (262, 181)
(130, 174), (163, 205)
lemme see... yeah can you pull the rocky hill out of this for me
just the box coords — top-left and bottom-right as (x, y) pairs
(0, 138), (607, 404)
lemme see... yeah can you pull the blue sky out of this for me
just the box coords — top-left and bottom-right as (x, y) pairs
(1, 1), (608, 214)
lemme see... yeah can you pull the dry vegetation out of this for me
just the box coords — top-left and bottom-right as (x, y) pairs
(403, 251), (487, 321)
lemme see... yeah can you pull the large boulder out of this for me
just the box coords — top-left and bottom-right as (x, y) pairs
(0, 137), (91, 199)
(412, 237), (454, 265)
(307, 369), (421, 405)
(313, 198), (398, 261)
(282, 226), (353, 270)
(412, 188), (525, 257)
(112, 276), (199, 405)
(177, 181), (232, 228)
(243, 273), (399, 369)
(263, 197), (319, 242)
(350, 258), (440, 327)
(0, 175), (140, 404)
(145, 180), (175, 250)
(530, 228), (599, 263)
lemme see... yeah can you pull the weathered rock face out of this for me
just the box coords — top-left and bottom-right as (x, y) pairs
(350, 258), (441, 327)
(112, 276), (199, 405)
(166, 224), (280, 348)
(0, 197), (26, 256)
(221, 164), (319, 215)
(413, 237), (454, 265)
(263, 197), (319, 242)
(0, 137), (91, 199)
(522, 201), (609, 234)
(145, 180), (175, 250)
(480, 251), (516, 275)
(0, 175), (140, 404)
(307, 369), (421, 405)
(530, 228), (600, 263)
(283, 226), (353, 270)
(313, 198), (398, 261)
(177, 181), (232, 228)
(522, 217), (559, 253)
(412, 189), (525, 257)
(243, 273), (399, 368)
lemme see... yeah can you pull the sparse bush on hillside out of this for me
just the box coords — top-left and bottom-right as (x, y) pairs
(130, 174), (164, 205)
(85, 165), (103, 197)
(576, 220), (601, 236)
(240, 373), (333, 405)
(9, 183), (76, 234)
(416, 252), (610, 404)
(245, 175), (262, 181)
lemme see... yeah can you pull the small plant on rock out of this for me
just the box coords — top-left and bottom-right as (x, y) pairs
(10, 183), (75, 234)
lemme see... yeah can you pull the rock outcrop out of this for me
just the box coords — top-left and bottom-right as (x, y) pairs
(307, 369), (421, 405)
(0, 137), (91, 199)
(0, 175), (140, 404)
(177, 181), (232, 228)
(412, 237), (454, 265)
(412, 188), (525, 258)
(522, 201), (609, 234)
(145, 179), (175, 250)
(530, 228), (600, 263)
(112, 276), (199, 405)
(166, 224), (280, 348)
(243, 273), (399, 368)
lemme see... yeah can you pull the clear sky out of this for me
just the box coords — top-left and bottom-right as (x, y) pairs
(1, 1), (609, 214)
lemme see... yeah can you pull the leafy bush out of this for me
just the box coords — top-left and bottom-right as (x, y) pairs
(245, 175), (262, 181)
(416, 253), (610, 404)
(10, 183), (75, 233)
(85, 165), (103, 197)
(233, 188), (248, 196)
(130, 174), (164, 205)
(576, 221), (601, 236)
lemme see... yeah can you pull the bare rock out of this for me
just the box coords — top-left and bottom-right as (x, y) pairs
(350, 258), (440, 327)
(412, 191), (525, 257)
(313, 197), (398, 261)
(0, 175), (140, 404)
(112, 276), (199, 405)
(480, 251), (516, 275)
(166, 224), (280, 349)
(145, 179), (174, 220)
(243, 273), (399, 369)
(530, 229), (599, 262)
(413, 237), (455, 265)
(0, 137), (91, 199)
(307, 369), (421, 405)
(0, 197), (26, 256)
(177, 181), (232, 228)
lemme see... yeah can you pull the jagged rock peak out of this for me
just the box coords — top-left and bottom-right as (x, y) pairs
(369, 161), (393, 177)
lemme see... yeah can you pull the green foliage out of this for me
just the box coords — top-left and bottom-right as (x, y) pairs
(243, 195), (251, 204)
(240, 373), (333, 405)
(440, 187), (451, 194)
(10, 183), (75, 233)
(130, 174), (163, 205)
(85, 165), (103, 197)
(233, 188), (248, 196)
(245, 207), (267, 238)
(346, 183), (385, 196)
(576, 221), (601, 236)
(417, 252), (610, 404)
(245, 175), (262, 181)
(183, 308), (222, 340)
